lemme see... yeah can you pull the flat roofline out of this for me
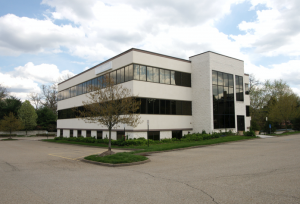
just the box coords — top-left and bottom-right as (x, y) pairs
(244, 73), (249, 76)
(58, 48), (191, 85)
(189, 51), (243, 62)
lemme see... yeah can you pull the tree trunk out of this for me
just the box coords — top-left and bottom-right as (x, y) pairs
(108, 126), (111, 151)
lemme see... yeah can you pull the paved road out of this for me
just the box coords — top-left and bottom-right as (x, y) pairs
(1, 135), (300, 204)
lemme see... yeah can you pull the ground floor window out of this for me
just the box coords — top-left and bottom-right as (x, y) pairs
(97, 131), (102, 139)
(60, 129), (63, 137)
(172, 130), (182, 139)
(78, 130), (82, 137)
(237, 115), (245, 131)
(70, 130), (73, 137)
(148, 131), (160, 140)
(86, 130), (91, 137)
(117, 131), (125, 140)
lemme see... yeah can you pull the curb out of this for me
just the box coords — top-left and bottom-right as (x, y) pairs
(135, 137), (259, 155)
(81, 158), (151, 167)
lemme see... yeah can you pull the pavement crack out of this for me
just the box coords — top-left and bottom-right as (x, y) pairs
(122, 169), (219, 204)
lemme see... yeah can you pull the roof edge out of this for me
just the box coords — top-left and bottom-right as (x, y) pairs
(58, 48), (191, 85)
(189, 51), (243, 62)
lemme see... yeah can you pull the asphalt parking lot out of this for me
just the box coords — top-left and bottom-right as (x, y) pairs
(1, 135), (300, 204)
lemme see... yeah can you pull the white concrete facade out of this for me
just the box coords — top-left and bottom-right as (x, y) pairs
(57, 48), (250, 139)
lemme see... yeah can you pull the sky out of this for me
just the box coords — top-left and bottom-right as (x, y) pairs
(0, 0), (300, 100)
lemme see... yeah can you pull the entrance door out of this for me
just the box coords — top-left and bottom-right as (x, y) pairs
(237, 116), (245, 131)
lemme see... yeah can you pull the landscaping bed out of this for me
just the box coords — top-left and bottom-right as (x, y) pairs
(43, 132), (257, 165)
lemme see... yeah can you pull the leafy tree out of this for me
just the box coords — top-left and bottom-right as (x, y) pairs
(0, 96), (22, 120)
(0, 112), (23, 138)
(268, 93), (300, 131)
(250, 78), (293, 131)
(76, 76), (142, 154)
(0, 84), (9, 100)
(36, 106), (57, 131)
(18, 100), (38, 135)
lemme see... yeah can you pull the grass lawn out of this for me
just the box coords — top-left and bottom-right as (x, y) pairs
(85, 153), (148, 164)
(268, 131), (300, 136)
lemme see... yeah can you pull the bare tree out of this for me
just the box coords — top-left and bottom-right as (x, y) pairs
(76, 76), (142, 155)
(40, 84), (58, 114)
(0, 84), (9, 100)
(27, 92), (42, 109)
(249, 74), (261, 94)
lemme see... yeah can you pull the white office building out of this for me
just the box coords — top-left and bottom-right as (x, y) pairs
(57, 48), (250, 140)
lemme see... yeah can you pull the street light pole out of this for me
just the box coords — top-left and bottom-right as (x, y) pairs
(147, 120), (149, 147)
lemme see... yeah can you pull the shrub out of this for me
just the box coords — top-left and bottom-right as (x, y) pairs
(36, 134), (56, 136)
(0, 134), (17, 137)
(243, 130), (256, 137)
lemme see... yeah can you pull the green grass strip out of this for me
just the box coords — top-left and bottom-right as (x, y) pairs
(268, 131), (300, 136)
(85, 153), (148, 164)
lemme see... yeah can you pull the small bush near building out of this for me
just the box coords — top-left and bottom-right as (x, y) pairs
(243, 130), (256, 136)
(0, 134), (17, 136)
(36, 134), (56, 136)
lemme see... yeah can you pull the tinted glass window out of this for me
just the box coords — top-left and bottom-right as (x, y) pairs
(171, 71), (175, 85)
(246, 106), (250, 116)
(160, 69), (165, 84)
(160, 100), (166, 114)
(133, 64), (140, 80)
(128, 65), (133, 81)
(237, 115), (245, 131)
(171, 100), (176, 115)
(176, 101), (182, 115)
(82, 82), (86, 94)
(181, 73), (191, 87)
(147, 67), (153, 82)
(97, 131), (102, 139)
(245, 83), (249, 95)
(213, 85), (218, 100)
(125, 66), (129, 82)
(148, 131), (160, 140)
(212, 71), (218, 85)
(153, 68), (159, 83)
(140, 98), (147, 114)
(223, 74), (228, 87)
(140, 65), (146, 81)
(98, 76), (102, 89)
(218, 72), (223, 85)
(229, 75), (234, 87)
(175, 72), (181, 86)
(111, 71), (116, 85)
(166, 100), (171, 114)
(117, 69), (121, 84)
(147, 99), (153, 114)
(164, 70), (170, 84)
(154, 99), (159, 114)
(182, 101), (192, 115)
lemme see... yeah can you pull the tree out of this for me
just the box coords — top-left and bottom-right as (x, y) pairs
(250, 78), (293, 131)
(268, 93), (300, 131)
(0, 96), (22, 120)
(27, 92), (42, 109)
(18, 100), (38, 135)
(36, 106), (57, 131)
(76, 76), (142, 154)
(40, 84), (58, 114)
(0, 112), (23, 138)
(0, 84), (9, 100)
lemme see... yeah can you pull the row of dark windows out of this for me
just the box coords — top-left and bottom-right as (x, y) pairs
(213, 115), (235, 129)
(59, 130), (185, 141)
(212, 71), (234, 87)
(58, 98), (192, 119)
(58, 64), (191, 101)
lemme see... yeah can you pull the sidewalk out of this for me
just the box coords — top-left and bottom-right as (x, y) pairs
(257, 135), (275, 138)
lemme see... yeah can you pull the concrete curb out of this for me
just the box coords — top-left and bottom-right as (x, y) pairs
(135, 137), (259, 155)
(81, 158), (151, 167)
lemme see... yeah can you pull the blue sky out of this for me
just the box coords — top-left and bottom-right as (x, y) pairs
(0, 0), (300, 100)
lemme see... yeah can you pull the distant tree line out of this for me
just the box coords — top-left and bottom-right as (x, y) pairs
(0, 83), (58, 134)
(249, 75), (300, 132)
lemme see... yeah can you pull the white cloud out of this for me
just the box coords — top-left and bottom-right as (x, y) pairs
(232, 0), (300, 57)
(0, 62), (75, 100)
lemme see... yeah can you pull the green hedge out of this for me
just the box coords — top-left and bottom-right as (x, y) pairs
(54, 131), (240, 146)
(36, 134), (56, 136)
(0, 134), (17, 136)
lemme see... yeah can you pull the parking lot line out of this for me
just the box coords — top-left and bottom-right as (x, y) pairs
(48, 151), (105, 161)
(48, 154), (78, 161)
